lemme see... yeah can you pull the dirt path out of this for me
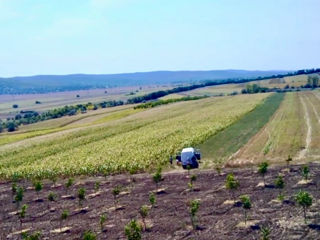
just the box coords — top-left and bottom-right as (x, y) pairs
(297, 95), (312, 159)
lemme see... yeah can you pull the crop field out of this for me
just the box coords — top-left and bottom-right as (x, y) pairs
(0, 85), (171, 119)
(229, 91), (320, 166)
(0, 94), (269, 179)
(198, 93), (284, 168)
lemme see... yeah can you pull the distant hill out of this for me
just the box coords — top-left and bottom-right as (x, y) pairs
(0, 70), (289, 94)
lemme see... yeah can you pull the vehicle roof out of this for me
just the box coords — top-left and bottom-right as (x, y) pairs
(182, 147), (195, 153)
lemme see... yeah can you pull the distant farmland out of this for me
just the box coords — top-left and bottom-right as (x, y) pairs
(0, 94), (268, 179)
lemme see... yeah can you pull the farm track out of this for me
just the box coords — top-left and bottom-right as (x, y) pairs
(1, 163), (320, 239)
(298, 95), (312, 160)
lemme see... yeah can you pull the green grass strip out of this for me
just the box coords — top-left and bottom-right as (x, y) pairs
(199, 93), (285, 164)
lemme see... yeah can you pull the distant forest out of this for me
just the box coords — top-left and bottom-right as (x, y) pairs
(127, 68), (320, 103)
(0, 69), (293, 94)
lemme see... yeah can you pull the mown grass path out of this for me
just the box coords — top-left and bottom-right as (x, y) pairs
(199, 93), (285, 167)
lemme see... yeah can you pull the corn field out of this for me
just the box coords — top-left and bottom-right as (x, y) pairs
(0, 94), (270, 179)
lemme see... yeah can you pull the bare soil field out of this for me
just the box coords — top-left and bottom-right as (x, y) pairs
(1, 163), (320, 240)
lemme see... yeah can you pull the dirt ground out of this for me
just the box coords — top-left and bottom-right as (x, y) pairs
(1, 163), (320, 240)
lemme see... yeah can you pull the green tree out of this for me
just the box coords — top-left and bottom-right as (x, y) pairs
(258, 162), (269, 186)
(240, 195), (251, 225)
(189, 199), (200, 230)
(295, 191), (312, 223)
(225, 173), (239, 201)
(124, 219), (142, 240)
(7, 121), (16, 132)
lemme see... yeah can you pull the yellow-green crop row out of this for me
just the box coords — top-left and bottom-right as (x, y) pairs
(0, 94), (269, 179)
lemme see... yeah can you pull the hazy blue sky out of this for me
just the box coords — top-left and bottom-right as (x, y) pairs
(0, 0), (319, 77)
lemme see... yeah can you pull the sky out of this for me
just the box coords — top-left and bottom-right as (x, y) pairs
(0, 0), (319, 77)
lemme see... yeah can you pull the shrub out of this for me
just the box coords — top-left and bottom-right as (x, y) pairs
(139, 205), (149, 231)
(189, 199), (200, 230)
(240, 195), (251, 225)
(225, 173), (239, 201)
(82, 230), (96, 240)
(301, 165), (309, 180)
(295, 191), (312, 223)
(12, 104), (19, 108)
(258, 162), (268, 186)
(78, 188), (86, 206)
(188, 174), (197, 191)
(124, 219), (142, 240)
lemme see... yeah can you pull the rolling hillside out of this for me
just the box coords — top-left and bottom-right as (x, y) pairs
(0, 70), (289, 94)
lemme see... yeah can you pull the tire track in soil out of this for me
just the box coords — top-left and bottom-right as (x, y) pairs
(297, 94), (311, 160)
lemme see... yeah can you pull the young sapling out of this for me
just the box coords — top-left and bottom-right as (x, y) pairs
(78, 187), (86, 206)
(274, 175), (285, 201)
(18, 204), (28, 228)
(33, 180), (43, 200)
(112, 185), (122, 209)
(240, 195), (251, 225)
(60, 210), (69, 230)
(301, 165), (310, 181)
(189, 199), (200, 230)
(15, 187), (24, 208)
(258, 162), (268, 186)
(295, 190), (312, 224)
(152, 167), (162, 192)
(149, 192), (156, 209)
(139, 205), (149, 231)
(99, 214), (107, 232)
(124, 219), (142, 240)
(82, 230), (96, 240)
(225, 173), (239, 202)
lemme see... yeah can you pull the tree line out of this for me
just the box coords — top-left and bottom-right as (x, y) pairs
(127, 68), (320, 103)
(0, 100), (124, 132)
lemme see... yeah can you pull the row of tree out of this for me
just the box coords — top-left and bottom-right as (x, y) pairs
(128, 69), (320, 103)
(0, 100), (124, 132)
